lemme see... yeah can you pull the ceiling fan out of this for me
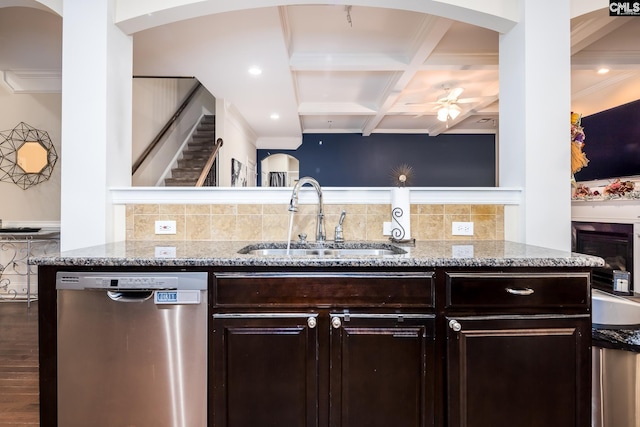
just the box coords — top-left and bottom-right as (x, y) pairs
(434, 87), (465, 122)
(405, 86), (481, 122)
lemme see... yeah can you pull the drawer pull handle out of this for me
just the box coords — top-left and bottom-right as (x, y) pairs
(506, 287), (535, 296)
(449, 319), (462, 332)
(331, 316), (342, 329)
(307, 317), (317, 329)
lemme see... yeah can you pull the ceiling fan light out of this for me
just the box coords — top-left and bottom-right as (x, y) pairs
(437, 104), (461, 122)
(449, 104), (461, 120)
(437, 107), (449, 122)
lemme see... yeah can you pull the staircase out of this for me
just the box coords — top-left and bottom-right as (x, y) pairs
(164, 115), (216, 186)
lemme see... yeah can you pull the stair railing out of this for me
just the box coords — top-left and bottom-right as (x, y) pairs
(132, 81), (203, 175)
(196, 138), (223, 187)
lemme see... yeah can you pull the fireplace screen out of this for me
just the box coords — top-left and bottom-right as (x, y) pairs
(572, 222), (634, 292)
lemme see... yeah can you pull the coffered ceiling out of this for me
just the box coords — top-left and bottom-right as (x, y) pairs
(132, 5), (640, 146)
(2, 4), (640, 148)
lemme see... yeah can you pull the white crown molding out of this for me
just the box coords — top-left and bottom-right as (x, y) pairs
(110, 187), (523, 205)
(572, 199), (640, 224)
(255, 136), (302, 150)
(1, 69), (62, 93)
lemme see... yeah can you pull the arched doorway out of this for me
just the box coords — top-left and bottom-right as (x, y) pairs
(260, 153), (299, 187)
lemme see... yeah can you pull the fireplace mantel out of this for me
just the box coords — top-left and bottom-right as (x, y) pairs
(572, 198), (640, 224)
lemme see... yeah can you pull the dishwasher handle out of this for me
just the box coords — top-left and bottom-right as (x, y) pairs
(107, 290), (154, 302)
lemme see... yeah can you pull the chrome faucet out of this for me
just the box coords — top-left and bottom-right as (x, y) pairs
(289, 177), (326, 243)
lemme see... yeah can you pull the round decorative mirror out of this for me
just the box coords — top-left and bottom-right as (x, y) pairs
(0, 122), (58, 190)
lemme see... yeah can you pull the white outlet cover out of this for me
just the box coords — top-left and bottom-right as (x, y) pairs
(383, 221), (392, 236)
(155, 220), (177, 235)
(452, 221), (474, 236)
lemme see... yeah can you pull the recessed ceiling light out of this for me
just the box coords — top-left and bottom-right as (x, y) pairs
(270, 113), (280, 120)
(248, 67), (262, 76)
(477, 118), (491, 123)
(597, 67), (610, 75)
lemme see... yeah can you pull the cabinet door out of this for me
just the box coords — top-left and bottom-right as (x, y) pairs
(446, 316), (590, 427)
(329, 313), (436, 427)
(212, 313), (319, 427)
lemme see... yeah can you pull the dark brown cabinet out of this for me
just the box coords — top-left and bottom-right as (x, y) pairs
(446, 316), (590, 427)
(211, 313), (320, 427)
(329, 313), (435, 427)
(444, 272), (592, 427)
(211, 272), (436, 427)
(212, 312), (436, 427)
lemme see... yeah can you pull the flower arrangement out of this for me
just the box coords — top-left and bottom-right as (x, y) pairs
(604, 178), (635, 196)
(573, 184), (595, 198)
(572, 179), (639, 200)
(571, 112), (589, 175)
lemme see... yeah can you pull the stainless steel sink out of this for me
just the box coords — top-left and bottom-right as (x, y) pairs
(592, 289), (640, 327)
(238, 243), (407, 257)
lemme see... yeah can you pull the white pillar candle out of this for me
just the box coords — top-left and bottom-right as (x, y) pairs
(391, 187), (411, 241)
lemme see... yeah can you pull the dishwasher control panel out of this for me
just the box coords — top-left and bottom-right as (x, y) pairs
(56, 271), (208, 291)
(94, 276), (178, 289)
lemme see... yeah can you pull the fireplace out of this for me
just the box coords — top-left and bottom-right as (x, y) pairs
(572, 221), (634, 294)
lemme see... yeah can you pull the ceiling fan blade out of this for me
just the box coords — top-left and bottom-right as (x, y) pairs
(448, 87), (464, 100)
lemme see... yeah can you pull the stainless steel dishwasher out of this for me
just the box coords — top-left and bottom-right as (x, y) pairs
(56, 271), (208, 427)
(592, 346), (640, 427)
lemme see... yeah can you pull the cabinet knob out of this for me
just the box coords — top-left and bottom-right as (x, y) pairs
(307, 316), (317, 329)
(331, 316), (342, 329)
(449, 319), (462, 332)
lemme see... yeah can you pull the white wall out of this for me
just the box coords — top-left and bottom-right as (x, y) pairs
(132, 78), (195, 161)
(498, 0), (571, 251)
(0, 5), (62, 226)
(0, 85), (61, 224)
(59, 0), (133, 251)
(132, 78), (216, 186)
(216, 99), (258, 187)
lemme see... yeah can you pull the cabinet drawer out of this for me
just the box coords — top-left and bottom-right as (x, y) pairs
(214, 272), (434, 308)
(446, 272), (590, 310)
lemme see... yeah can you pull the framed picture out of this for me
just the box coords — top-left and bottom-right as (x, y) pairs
(231, 158), (247, 187)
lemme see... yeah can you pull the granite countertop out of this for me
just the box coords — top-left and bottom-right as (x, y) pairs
(593, 328), (640, 353)
(29, 239), (605, 268)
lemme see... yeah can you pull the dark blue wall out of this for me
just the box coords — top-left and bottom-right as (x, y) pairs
(258, 133), (496, 187)
(575, 99), (640, 181)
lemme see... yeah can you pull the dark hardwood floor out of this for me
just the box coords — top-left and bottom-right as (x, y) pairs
(0, 302), (39, 426)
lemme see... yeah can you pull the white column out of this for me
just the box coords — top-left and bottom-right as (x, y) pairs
(499, 0), (571, 251)
(60, 0), (132, 250)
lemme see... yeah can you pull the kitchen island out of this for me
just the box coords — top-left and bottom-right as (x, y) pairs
(32, 240), (603, 427)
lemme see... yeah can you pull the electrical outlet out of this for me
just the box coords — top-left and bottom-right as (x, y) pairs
(452, 221), (474, 236)
(155, 220), (177, 235)
(383, 221), (392, 236)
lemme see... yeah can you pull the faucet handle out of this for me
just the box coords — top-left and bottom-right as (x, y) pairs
(298, 233), (307, 243)
(339, 210), (346, 226)
(334, 210), (346, 243)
